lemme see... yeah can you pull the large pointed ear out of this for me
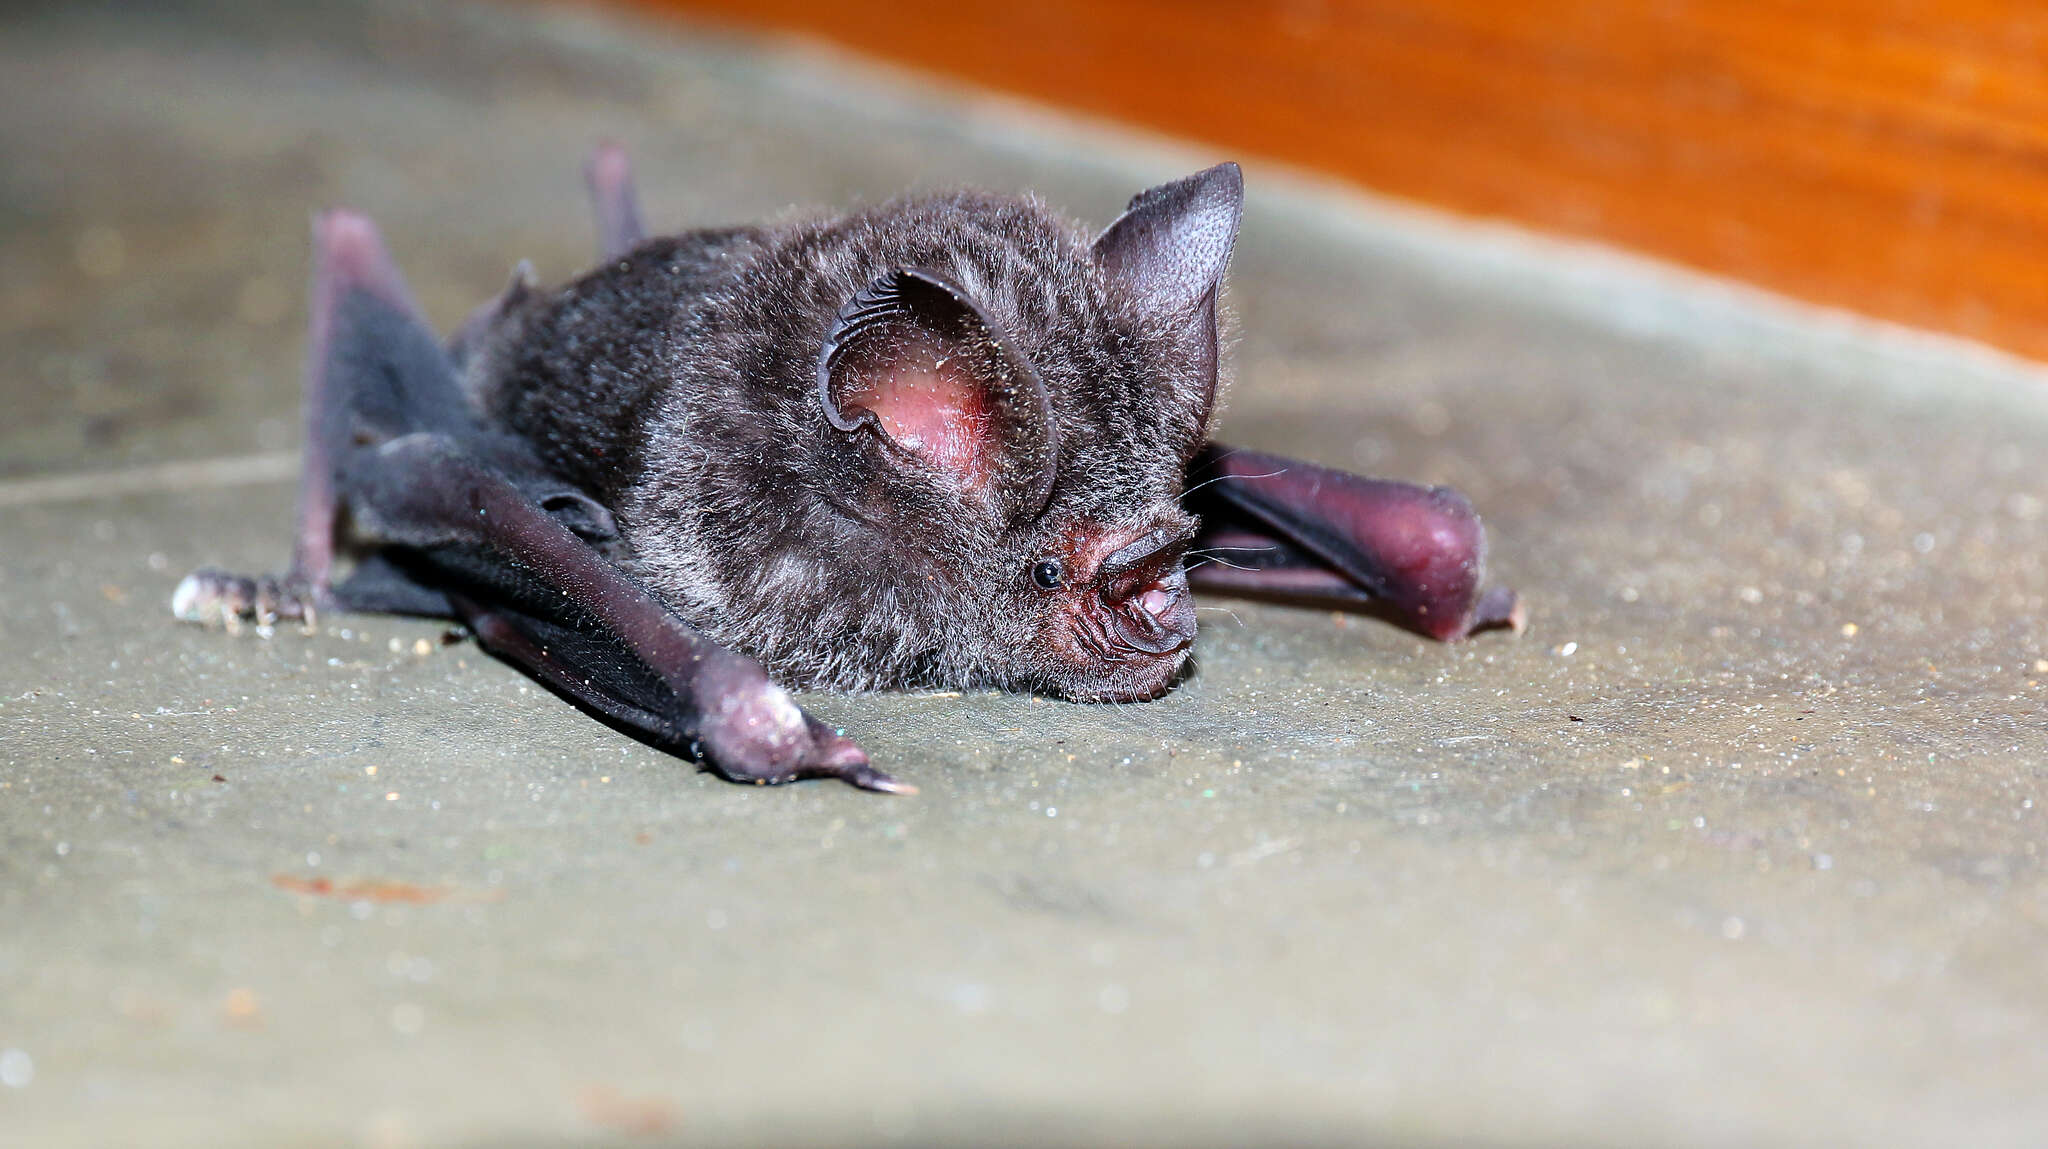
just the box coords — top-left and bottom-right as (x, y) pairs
(1093, 163), (1242, 427)
(818, 268), (1059, 522)
(1092, 162), (1242, 312)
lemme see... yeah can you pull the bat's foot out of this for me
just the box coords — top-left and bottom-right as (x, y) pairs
(171, 567), (321, 633)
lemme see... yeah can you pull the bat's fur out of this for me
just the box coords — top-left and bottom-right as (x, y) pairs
(464, 191), (1226, 699)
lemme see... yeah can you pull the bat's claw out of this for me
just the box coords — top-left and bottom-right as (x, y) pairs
(702, 705), (911, 794)
(841, 766), (918, 796)
(172, 567), (321, 634)
(1465, 585), (1525, 636)
(793, 716), (915, 795)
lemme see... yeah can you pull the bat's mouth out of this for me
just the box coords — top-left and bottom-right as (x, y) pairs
(1063, 640), (1196, 703)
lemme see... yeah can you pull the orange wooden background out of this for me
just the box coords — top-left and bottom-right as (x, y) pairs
(624, 0), (2048, 362)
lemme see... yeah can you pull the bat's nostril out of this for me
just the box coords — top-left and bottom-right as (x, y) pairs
(1139, 586), (1173, 618)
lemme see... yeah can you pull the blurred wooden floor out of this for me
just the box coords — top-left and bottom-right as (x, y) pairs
(637, 0), (2048, 362)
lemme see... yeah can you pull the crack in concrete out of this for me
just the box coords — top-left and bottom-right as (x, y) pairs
(0, 451), (300, 508)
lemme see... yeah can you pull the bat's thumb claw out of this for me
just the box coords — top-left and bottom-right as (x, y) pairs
(854, 772), (919, 796)
(798, 716), (914, 794)
(810, 754), (915, 795)
(1466, 586), (1525, 636)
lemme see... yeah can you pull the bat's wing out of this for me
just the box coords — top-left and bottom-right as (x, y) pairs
(1183, 443), (1522, 641)
(174, 211), (903, 792)
(339, 433), (900, 792)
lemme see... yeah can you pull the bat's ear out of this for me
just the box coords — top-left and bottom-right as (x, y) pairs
(1094, 163), (1242, 429)
(1092, 163), (1242, 314)
(818, 268), (1059, 522)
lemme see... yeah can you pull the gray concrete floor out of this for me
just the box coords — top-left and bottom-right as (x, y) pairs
(4, 2), (2047, 1146)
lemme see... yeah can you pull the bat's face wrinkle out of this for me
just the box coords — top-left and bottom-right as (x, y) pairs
(1068, 609), (1115, 663)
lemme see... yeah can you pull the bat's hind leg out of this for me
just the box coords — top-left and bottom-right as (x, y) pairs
(172, 210), (436, 634)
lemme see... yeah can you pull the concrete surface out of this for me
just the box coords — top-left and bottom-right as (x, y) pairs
(4, 2), (2046, 1146)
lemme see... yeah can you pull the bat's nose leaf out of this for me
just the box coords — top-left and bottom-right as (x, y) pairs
(1109, 576), (1197, 656)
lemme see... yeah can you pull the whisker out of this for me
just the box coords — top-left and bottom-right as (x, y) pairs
(1190, 445), (1251, 470)
(1185, 555), (1256, 573)
(1195, 605), (1249, 628)
(1179, 466), (1288, 499)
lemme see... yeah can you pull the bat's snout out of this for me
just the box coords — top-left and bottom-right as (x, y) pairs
(1048, 568), (1199, 703)
(1112, 569), (1197, 657)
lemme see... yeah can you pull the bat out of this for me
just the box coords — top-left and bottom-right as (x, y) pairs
(173, 146), (1521, 794)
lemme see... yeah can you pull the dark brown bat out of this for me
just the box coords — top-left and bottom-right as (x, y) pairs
(173, 146), (1520, 794)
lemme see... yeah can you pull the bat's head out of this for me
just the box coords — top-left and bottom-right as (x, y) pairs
(809, 164), (1242, 700)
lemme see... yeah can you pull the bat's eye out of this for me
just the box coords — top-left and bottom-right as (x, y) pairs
(1031, 559), (1064, 590)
